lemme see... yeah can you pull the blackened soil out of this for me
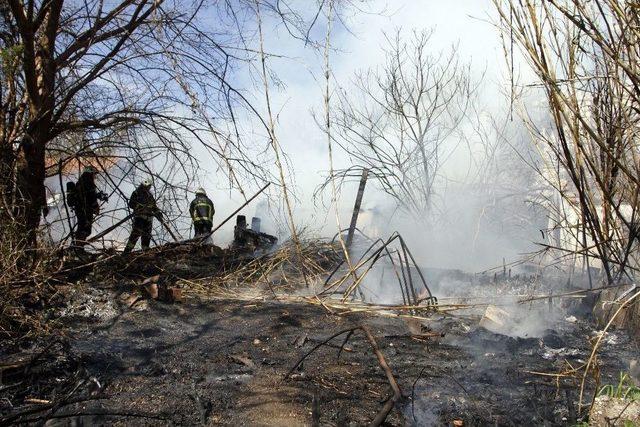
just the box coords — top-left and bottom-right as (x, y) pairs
(63, 297), (410, 426)
(2, 289), (638, 426)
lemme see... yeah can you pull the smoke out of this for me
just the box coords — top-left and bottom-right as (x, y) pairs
(351, 181), (544, 273)
(436, 275), (570, 338)
(357, 264), (409, 305)
(43, 1), (549, 272)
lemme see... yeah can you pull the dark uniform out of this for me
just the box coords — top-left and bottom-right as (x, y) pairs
(124, 185), (161, 253)
(189, 194), (215, 237)
(73, 172), (99, 247)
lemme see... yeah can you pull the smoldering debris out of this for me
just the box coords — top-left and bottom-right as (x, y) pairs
(1, 230), (639, 426)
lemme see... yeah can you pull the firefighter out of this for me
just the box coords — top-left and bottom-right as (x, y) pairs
(70, 166), (106, 248)
(123, 179), (162, 253)
(189, 187), (215, 237)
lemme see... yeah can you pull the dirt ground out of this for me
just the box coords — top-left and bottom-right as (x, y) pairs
(2, 275), (638, 426)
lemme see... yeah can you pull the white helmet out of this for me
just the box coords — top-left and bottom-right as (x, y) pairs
(196, 187), (206, 196)
(142, 178), (152, 187)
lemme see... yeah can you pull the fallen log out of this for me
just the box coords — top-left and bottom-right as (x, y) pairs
(361, 325), (402, 427)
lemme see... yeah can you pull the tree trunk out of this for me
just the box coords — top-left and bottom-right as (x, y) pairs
(13, 134), (46, 247)
(0, 144), (16, 213)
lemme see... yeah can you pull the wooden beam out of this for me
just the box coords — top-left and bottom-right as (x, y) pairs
(346, 169), (368, 247)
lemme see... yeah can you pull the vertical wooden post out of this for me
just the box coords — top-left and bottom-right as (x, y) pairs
(346, 169), (369, 247)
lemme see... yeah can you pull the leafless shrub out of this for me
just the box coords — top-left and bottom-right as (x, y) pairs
(493, 0), (640, 283)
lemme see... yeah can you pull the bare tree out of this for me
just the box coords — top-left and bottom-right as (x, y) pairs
(320, 29), (479, 219)
(0, 0), (334, 256)
(493, 0), (640, 284)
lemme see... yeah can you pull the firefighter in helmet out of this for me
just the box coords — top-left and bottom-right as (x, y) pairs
(124, 178), (162, 253)
(70, 166), (107, 248)
(189, 187), (215, 237)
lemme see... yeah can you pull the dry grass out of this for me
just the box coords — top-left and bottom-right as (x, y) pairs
(0, 223), (66, 340)
(179, 239), (342, 299)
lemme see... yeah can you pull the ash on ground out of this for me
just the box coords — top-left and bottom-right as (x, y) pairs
(1, 255), (638, 426)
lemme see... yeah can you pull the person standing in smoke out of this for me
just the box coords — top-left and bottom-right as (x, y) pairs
(189, 187), (215, 238)
(123, 179), (162, 254)
(69, 166), (107, 249)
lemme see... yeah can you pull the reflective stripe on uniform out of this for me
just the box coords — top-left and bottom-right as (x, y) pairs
(192, 201), (213, 222)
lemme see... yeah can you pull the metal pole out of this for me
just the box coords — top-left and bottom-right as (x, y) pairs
(346, 169), (368, 247)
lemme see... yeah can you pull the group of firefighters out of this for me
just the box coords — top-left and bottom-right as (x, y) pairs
(67, 166), (215, 252)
